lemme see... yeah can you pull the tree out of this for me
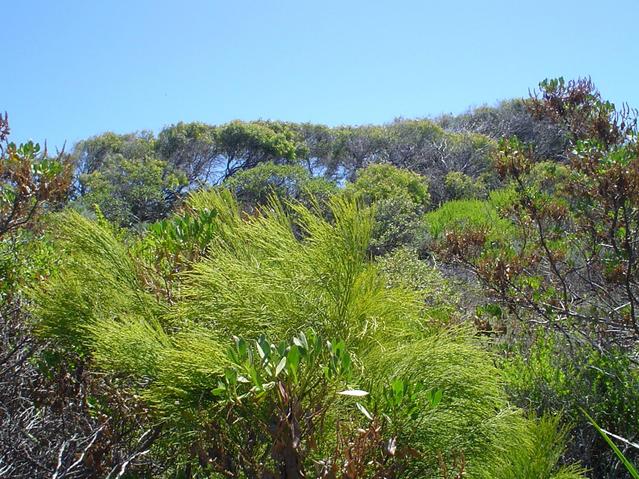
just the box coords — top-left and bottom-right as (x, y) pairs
(214, 120), (307, 180)
(444, 171), (487, 201)
(77, 153), (187, 226)
(430, 78), (639, 476)
(437, 99), (568, 161)
(348, 163), (430, 207)
(364, 119), (496, 205)
(331, 125), (388, 180)
(434, 78), (639, 348)
(155, 121), (218, 185)
(381, 119), (444, 170)
(289, 122), (336, 176)
(73, 130), (155, 179)
(0, 114), (150, 478)
(223, 161), (337, 210)
(71, 130), (194, 224)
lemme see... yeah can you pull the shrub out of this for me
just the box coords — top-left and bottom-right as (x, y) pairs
(423, 197), (513, 243)
(444, 171), (487, 201)
(77, 153), (187, 226)
(223, 161), (337, 210)
(0, 113), (72, 237)
(347, 163), (430, 208)
(502, 331), (639, 477)
(377, 247), (459, 322)
(31, 191), (584, 477)
(471, 414), (587, 479)
(347, 164), (430, 255)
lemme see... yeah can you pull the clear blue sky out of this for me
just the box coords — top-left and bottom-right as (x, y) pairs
(3, 0), (638, 151)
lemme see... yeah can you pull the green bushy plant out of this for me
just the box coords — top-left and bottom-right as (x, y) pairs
(502, 331), (639, 477)
(32, 190), (584, 477)
(347, 163), (430, 207)
(584, 410), (639, 479)
(77, 153), (188, 226)
(346, 163), (430, 255)
(472, 414), (587, 479)
(223, 161), (337, 210)
(444, 171), (487, 201)
(423, 197), (513, 243)
(377, 247), (460, 323)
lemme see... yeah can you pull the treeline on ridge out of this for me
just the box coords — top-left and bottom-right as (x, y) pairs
(69, 97), (566, 226)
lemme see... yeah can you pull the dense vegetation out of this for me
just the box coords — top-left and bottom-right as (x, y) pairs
(1, 78), (637, 478)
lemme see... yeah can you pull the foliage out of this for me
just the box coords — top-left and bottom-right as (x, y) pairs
(0, 116), (153, 478)
(177, 193), (416, 344)
(327, 119), (495, 202)
(348, 163), (430, 207)
(528, 77), (636, 149)
(330, 125), (388, 178)
(197, 330), (359, 477)
(223, 161), (337, 210)
(0, 113), (72, 237)
(444, 171), (487, 200)
(289, 122), (338, 176)
(77, 153), (187, 226)
(426, 79), (639, 476)
(28, 189), (585, 477)
(133, 188), (242, 302)
(471, 414), (587, 479)
(436, 99), (568, 161)
(367, 195), (426, 256)
(135, 209), (223, 302)
(156, 120), (308, 185)
(435, 78), (639, 348)
(502, 331), (639, 476)
(32, 210), (163, 351)
(72, 117), (499, 211)
(74, 121), (307, 223)
(73, 130), (156, 177)
(213, 120), (307, 179)
(583, 410), (639, 479)
(347, 163), (429, 255)
(10, 78), (632, 477)
(377, 247), (459, 322)
(0, 229), (55, 301)
(423, 196), (513, 244)
(155, 121), (218, 184)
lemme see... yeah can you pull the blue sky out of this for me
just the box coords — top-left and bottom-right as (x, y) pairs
(3, 0), (638, 151)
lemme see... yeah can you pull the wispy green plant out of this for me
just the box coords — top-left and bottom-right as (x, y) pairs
(31, 210), (163, 350)
(583, 409), (639, 478)
(424, 197), (513, 242)
(376, 247), (460, 322)
(471, 414), (587, 479)
(33, 190), (586, 477)
(178, 193), (420, 347)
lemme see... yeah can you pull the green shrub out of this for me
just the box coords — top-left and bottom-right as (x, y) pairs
(77, 153), (187, 226)
(377, 247), (459, 322)
(347, 163), (430, 207)
(472, 414), (587, 479)
(444, 171), (487, 200)
(346, 164), (430, 255)
(33, 191), (584, 477)
(368, 195), (426, 255)
(502, 331), (639, 476)
(423, 198), (513, 243)
(223, 161), (337, 209)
